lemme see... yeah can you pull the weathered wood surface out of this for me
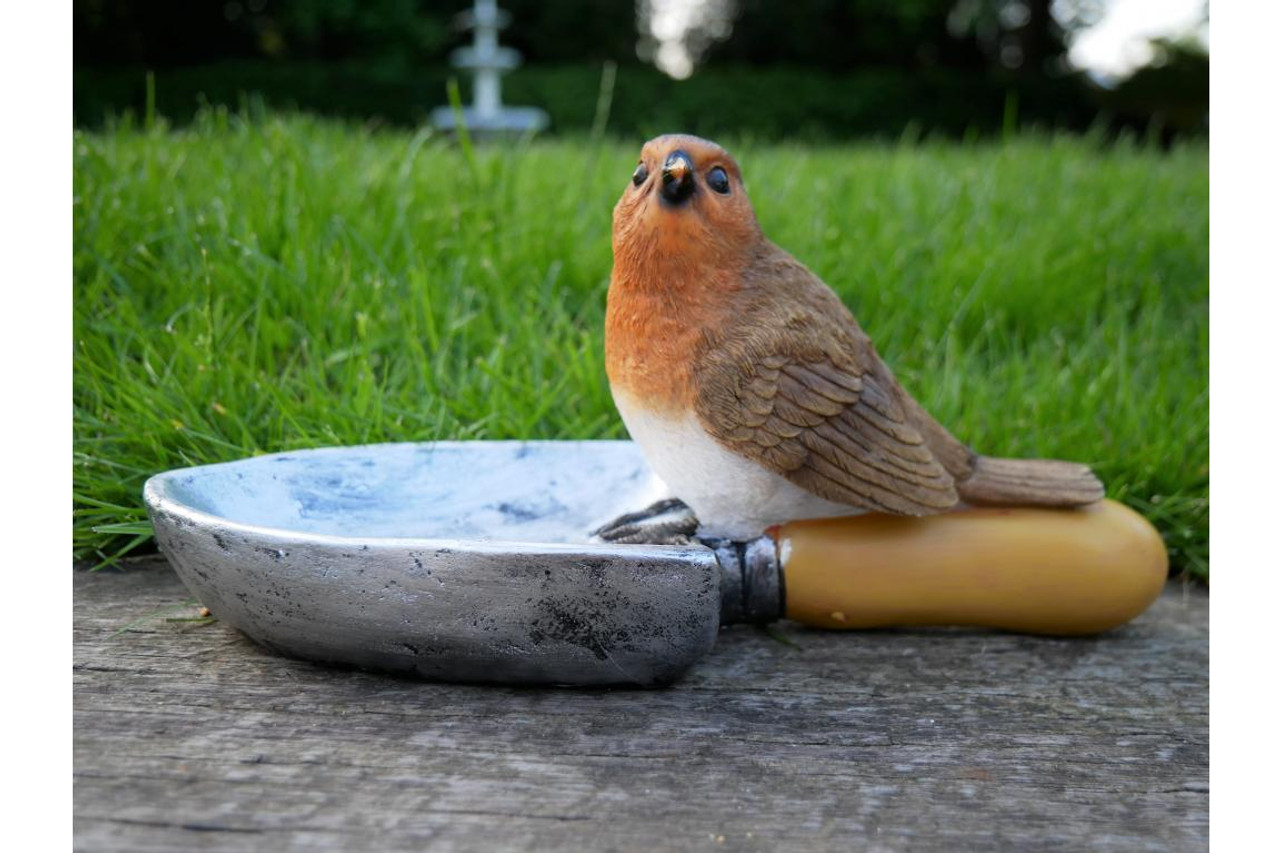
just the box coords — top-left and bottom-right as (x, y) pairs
(74, 556), (1208, 852)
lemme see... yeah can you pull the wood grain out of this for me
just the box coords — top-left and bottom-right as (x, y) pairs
(75, 556), (1207, 852)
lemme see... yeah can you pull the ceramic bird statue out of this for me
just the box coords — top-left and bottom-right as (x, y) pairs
(598, 134), (1104, 543)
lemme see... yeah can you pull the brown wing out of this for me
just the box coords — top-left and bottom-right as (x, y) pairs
(692, 250), (959, 515)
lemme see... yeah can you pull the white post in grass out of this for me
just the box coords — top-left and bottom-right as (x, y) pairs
(431, 0), (549, 136)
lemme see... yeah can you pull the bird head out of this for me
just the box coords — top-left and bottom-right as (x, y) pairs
(612, 135), (762, 278)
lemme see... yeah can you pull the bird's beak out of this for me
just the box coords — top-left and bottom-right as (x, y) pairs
(661, 150), (696, 205)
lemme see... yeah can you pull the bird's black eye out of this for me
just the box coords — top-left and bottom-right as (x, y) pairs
(632, 163), (648, 187)
(707, 166), (730, 194)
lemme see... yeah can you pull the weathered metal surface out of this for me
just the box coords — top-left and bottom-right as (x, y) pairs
(145, 441), (719, 686)
(74, 559), (1209, 852)
(711, 536), (784, 625)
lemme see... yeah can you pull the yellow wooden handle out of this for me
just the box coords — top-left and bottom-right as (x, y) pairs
(775, 499), (1168, 635)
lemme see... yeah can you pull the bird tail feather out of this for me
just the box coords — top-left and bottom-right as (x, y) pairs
(957, 456), (1104, 508)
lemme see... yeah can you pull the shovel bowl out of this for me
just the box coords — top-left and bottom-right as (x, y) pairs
(144, 441), (721, 686)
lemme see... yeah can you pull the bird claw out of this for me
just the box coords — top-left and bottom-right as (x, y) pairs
(592, 498), (701, 546)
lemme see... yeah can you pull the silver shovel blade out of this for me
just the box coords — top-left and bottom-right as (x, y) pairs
(144, 441), (721, 686)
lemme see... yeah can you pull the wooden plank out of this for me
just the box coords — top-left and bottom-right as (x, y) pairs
(74, 556), (1208, 852)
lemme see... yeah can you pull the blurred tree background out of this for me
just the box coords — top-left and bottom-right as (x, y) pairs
(74, 0), (1207, 139)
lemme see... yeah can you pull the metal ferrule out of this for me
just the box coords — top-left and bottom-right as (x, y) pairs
(712, 536), (784, 625)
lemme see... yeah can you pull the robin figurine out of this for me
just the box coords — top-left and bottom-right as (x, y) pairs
(597, 134), (1103, 543)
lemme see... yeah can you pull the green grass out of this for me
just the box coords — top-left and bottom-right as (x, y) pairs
(74, 110), (1208, 578)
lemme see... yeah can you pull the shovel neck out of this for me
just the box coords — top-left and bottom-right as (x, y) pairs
(712, 537), (783, 625)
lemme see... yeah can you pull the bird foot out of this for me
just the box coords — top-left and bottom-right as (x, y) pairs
(592, 498), (701, 546)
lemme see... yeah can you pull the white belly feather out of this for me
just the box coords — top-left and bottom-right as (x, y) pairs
(612, 391), (858, 539)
